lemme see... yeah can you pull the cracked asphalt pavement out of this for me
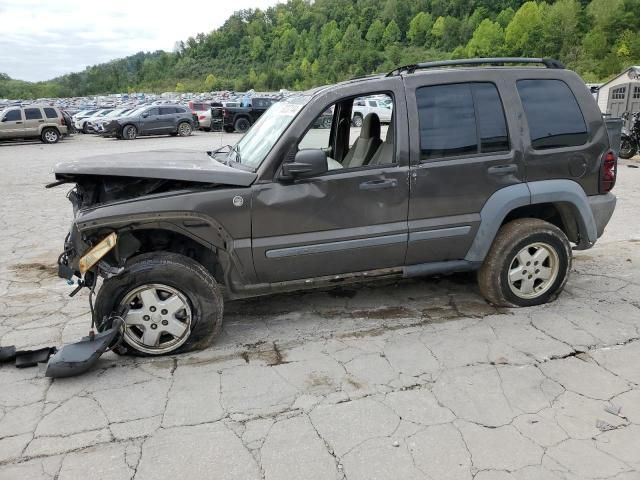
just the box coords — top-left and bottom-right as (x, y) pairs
(1, 134), (640, 480)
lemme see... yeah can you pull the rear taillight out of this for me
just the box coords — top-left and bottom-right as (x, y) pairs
(600, 150), (617, 193)
(199, 115), (206, 120)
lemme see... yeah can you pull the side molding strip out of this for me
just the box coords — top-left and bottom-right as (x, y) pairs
(409, 226), (471, 243)
(266, 233), (408, 259)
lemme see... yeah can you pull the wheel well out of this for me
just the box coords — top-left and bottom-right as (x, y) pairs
(119, 229), (222, 283)
(501, 202), (580, 244)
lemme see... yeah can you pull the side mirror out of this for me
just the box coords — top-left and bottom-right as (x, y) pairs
(142, 112), (149, 118)
(281, 149), (328, 179)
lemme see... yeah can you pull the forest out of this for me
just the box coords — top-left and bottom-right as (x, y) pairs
(1, 0), (639, 99)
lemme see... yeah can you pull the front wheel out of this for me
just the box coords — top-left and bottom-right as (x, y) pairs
(477, 219), (571, 307)
(94, 253), (223, 356)
(122, 124), (137, 140)
(619, 135), (637, 159)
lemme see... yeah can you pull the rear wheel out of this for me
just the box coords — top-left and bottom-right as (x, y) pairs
(41, 128), (60, 144)
(234, 117), (250, 133)
(122, 124), (137, 140)
(95, 253), (223, 356)
(477, 219), (571, 307)
(177, 122), (192, 137)
(352, 114), (363, 127)
(619, 135), (637, 159)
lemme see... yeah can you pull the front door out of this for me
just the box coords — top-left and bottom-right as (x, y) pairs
(403, 76), (522, 265)
(251, 92), (409, 283)
(0, 108), (24, 138)
(140, 107), (161, 134)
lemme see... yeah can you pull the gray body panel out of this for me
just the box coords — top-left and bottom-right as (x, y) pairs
(58, 65), (617, 300)
(54, 150), (257, 186)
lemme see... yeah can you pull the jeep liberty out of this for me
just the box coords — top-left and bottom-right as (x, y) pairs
(51, 58), (617, 356)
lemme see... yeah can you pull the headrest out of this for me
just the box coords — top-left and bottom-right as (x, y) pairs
(360, 113), (380, 139)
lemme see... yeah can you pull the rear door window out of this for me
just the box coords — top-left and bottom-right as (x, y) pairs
(24, 108), (43, 120)
(416, 82), (509, 160)
(516, 79), (588, 149)
(44, 108), (58, 119)
(159, 107), (177, 115)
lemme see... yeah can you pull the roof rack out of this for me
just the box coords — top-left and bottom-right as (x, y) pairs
(386, 57), (565, 77)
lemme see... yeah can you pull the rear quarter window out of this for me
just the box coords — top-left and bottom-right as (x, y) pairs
(44, 108), (58, 119)
(516, 79), (588, 150)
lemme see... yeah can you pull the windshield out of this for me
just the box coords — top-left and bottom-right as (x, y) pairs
(232, 95), (310, 169)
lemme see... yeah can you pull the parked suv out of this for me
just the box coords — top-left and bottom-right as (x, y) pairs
(52, 58), (617, 356)
(100, 105), (196, 140)
(0, 105), (68, 143)
(211, 97), (276, 133)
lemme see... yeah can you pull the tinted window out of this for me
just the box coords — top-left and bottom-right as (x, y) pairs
(517, 79), (587, 149)
(175, 107), (187, 113)
(44, 108), (58, 119)
(417, 83), (477, 159)
(24, 108), (43, 120)
(145, 108), (159, 116)
(159, 107), (176, 115)
(3, 110), (21, 121)
(474, 84), (509, 153)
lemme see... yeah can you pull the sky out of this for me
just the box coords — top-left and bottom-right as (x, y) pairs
(0, 0), (283, 82)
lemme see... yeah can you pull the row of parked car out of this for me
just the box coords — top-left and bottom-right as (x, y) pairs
(0, 93), (395, 144)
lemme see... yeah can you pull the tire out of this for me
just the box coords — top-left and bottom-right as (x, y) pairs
(234, 117), (251, 133)
(95, 252), (223, 356)
(322, 117), (332, 129)
(177, 121), (192, 137)
(122, 124), (137, 140)
(477, 218), (572, 307)
(223, 126), (234, 133)
(82, 122), (89, 134)
(619, 135), (637, 160)
(41, 128), (60, 144)
(352, 114), (363, 127)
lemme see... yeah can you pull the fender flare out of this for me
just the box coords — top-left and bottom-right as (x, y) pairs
(464, 180), (596, 262)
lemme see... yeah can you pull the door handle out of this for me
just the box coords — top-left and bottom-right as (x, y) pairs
(15, 121), (22, 124)
(359, 179), (398, 190)
(38, 120), (44, 123)
(487, 164), (518, 175)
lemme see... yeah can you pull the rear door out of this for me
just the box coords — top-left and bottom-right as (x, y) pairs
(158, 107), (178, 133)
(0, 108), (25, 138)
(404, 73), (521, 264)
(23, 107), (44, 137)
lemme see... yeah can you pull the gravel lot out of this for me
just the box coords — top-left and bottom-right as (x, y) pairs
(1, 133), (639, 480)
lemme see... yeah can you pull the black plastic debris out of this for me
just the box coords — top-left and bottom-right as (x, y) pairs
(45, 318), (122, 378)
(15, 347), (57, 368)
(0, 345), (17, 363)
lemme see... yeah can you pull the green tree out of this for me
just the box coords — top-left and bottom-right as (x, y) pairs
(383, 20), (401, 45)
(408, 12), (433, 47)
(466, 19), (505, 57)
(204, 74), (218, 90)
(505, 1), (546, 56)
(366, 19), (385, 48)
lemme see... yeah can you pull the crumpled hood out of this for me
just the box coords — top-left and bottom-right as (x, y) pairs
(54, 149), (257, 186)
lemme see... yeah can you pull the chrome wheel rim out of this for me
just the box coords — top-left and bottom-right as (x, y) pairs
(44, 130), (57, 142)
(119, 284), (192, 354)
(508, 242), (559, 300)
(126, 127), (135, 139)
(179, 123), (191, 136)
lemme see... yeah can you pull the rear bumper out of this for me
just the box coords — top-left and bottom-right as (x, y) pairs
(588, 193), (616, 238)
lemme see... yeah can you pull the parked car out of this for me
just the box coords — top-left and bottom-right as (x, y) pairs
(91, 108), (132, 134)
(81, 109), (114, 133)
(52, 57), (617, 356)
(100, 105), (196, 140)
(352, 96), (392, 126)
(0, 105), (68, 143)
(72, 110), (98, 132)
(211, 97), (276, 133)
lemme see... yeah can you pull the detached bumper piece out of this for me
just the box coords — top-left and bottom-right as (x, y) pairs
(0, 345), (57, 368)
(45, 318), (122, 378)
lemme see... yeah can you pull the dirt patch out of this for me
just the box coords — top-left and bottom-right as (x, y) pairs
(307, 373), (334, 388)
(12, 262), (58, 277)
(240, 342), (288, 366)
(349, 306), (414, 319)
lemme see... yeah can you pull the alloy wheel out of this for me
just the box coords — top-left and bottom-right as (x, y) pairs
(507, 242), (560, 299)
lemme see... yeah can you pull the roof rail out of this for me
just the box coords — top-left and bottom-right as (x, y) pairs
(386, 57), (565, 77)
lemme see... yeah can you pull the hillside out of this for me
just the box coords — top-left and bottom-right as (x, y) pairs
(2, 0), (639, 99)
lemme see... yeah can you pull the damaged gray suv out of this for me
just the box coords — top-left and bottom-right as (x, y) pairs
(51, 58), (617, 357)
